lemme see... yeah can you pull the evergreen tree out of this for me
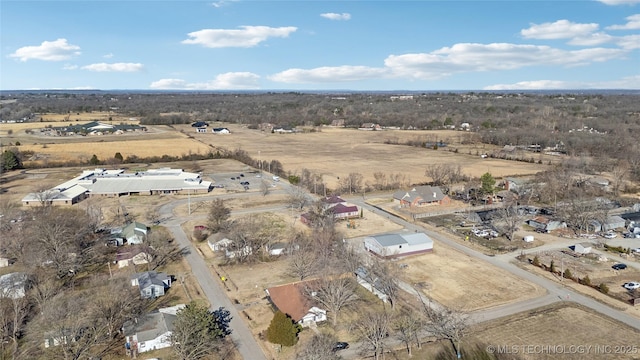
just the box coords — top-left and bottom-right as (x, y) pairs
(1, 149), (22, 171)
(266, 311), (301, 347)
(171, 302), (232, 360)
(89, 154), (100, 165)
(480, 172), (495, 196)
(114, 152), (124, 163)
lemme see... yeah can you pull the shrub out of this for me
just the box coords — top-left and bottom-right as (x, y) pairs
(599, 283), (609, 294)
(266, 311), (301, 347)
(581, 275), (592, 286)
(532, 255), (541, 267)
(563, 268), (574, 280)
(549, 260), (556, 273)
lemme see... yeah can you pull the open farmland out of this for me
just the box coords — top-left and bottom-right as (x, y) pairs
(183, 124), (553, 187)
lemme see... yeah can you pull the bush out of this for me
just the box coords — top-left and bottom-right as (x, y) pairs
(266, 311), (301, 347)
(599, 283), (609, 294)
(532, 255), (541, 267)
(563, 268), (574, 280)
(581, 275), (592, 286)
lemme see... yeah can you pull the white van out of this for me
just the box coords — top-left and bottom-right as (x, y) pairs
(272, 176), (280, 181)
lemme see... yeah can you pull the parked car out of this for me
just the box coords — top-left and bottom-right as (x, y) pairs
(333, 342), (349, 351)
(239, 173), (244, 177)
(231, 177), (236, 180)
(612, 263), (627, 270)
(623, 282), (640, 290)
(602, 232), (617, 239)
(632, 248), (640, 253)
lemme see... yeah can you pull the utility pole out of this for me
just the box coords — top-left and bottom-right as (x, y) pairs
(188, 189), (191, 215)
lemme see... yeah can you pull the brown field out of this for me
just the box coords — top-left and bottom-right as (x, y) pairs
(3, 119), (554, 188)
(401, 241), (547, 311)
(184, 124), (552, 187)
(470, 303), (640, 360)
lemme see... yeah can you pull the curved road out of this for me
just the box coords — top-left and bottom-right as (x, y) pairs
(349, 197), (640, 331)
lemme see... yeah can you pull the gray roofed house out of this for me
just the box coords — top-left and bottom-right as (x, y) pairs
(393, 186), (451, 208)
(124, 306), (183, 354)
(120, 221), (148, 245)
(131, 271), (171, 298)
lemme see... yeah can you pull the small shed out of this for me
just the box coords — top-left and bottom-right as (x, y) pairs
(523, 235), (534, 243)
(574, 242), (592, 255)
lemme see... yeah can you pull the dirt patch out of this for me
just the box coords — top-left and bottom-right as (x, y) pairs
(401, 243), (546, 311)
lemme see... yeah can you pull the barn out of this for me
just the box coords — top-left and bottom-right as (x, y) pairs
(363, 232), (434, 259)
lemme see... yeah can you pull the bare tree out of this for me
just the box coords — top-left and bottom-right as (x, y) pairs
(394, 313), (422, 357)
(494, 202), (524, 241)
(338, 173), (363, 195)
(354, 310), (391, 360)
(420, 300), (469, 359)
(296, 333), (342, 360)
(366, 259), (400, 309)
(288, 242), (321, 281)
(260, 179), (271, 196)
(304, 277), (357, 326)
(0, 295), (31, 358)
(207, 198), (231, 232)
(610, 161), (629, 196)
(425, 164), (466, 189)
(145, 228), (182, 270)
(287, 186), (309, 210)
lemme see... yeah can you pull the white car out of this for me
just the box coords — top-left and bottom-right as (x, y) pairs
(602, 232), (617, 239)
(623, 282), (640, 291)
(632, 248), (640, 254)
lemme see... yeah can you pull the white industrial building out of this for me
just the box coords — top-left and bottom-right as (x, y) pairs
(363, 232), (434, 259)
(22, 168), (212, 206)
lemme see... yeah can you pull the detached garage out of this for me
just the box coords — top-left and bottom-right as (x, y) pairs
(364, 233), (434, 259)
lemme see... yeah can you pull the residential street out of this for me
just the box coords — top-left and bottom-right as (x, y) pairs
(159, 201), (268, 360)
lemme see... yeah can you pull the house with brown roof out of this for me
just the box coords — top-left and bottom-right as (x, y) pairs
(393, 185), (451, 208)
(265, 282), (327, 327)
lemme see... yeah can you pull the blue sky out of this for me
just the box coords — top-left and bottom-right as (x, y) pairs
(1, 0), (639, 91)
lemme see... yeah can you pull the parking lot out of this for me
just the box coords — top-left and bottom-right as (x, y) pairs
(208, 171), (270, 192)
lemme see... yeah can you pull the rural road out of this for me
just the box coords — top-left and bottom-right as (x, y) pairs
(159, 200), (268, 360)
(348, 197), (640, 331)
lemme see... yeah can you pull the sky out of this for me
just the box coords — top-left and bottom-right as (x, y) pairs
(1, 0), (639, 91)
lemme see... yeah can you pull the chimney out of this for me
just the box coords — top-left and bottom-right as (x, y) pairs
(433, 192), (437, 199)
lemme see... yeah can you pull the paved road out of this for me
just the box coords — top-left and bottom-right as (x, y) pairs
(348, 197), (640, 331)
(159, 200), (268, 360)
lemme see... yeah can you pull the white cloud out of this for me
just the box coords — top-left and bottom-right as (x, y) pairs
(597, 0), (640, 5)
(616, 34), (640, 49)
(103, 53), (114, 59)
(485, 75), (640, 90)
(521, 20), (599, 39)
(269, 66), (388, 83)
(568, 32), (614, 46)
(383, 43), (626, 80)
(211, 0), (238, 8)
(63, 64), (78, 70)
(182, 26), (297, 48)
(484, 80), (573, 90)
(81, 63), (144, 72)
(150, 72), (260, 90)
(9, 38), (80, 62)
(607, 14), (640, 29)
(320, 13), (351, 21)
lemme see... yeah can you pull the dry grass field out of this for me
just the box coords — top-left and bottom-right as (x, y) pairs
(3, 117), (553, 189)
(401, 242), (547, 311)
(184, 123), (551, 187)
(470, 303), (640, 360)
